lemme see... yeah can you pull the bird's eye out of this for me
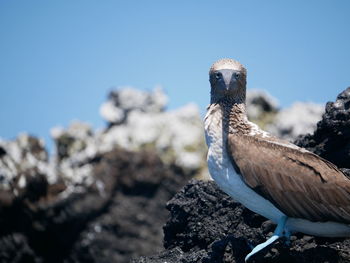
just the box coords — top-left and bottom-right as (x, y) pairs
(215, 72), (222, 80)
(235, 72), (241, 80)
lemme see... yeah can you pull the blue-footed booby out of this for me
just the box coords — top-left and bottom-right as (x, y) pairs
(204, 58), (350, 262)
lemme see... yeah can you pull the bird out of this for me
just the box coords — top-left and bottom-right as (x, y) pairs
(204, 58), (350, 262)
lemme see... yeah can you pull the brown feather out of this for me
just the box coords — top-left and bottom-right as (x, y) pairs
(227, 133), (350, 223)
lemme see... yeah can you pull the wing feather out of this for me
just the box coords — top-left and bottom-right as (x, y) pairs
(227, 134), (350, 223)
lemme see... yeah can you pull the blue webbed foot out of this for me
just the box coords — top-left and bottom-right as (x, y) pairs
(245, 216), (288, 262)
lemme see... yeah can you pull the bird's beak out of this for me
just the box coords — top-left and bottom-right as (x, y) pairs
(220, 69), (236, 91)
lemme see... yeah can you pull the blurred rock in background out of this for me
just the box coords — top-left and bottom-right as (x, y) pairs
(246, 89), (279, 129)
(0, 87), (205, 263)
(246, 89), (324, 141)
(267, 102), (324, 141)
(99, 87), (206, 173)
(0, 86), (334, 263)
(100, 86), (168, 125)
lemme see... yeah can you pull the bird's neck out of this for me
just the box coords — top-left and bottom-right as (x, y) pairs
(221, 102), (250, 134)
(205, 100), (251, 137)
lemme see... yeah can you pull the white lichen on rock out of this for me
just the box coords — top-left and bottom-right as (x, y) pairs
(246, 89), (279, 121)
(99, 86), (168, 124)
(0, 134), (55, 192)
(42, 87), (207, 190)
(98, 87), (206, 170)
(246, 89), (324, 141)
(0, 86), (325, 194)
(266, 102), (324, 141)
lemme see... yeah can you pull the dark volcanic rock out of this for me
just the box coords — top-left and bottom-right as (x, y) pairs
(135, 87), (350, 263)
(67, 151), (190, 263)
(0, 149), (190, 263)
(135, 180), (350, 263)
(0, 233), (37, 263)
(295, 87), (350, 168)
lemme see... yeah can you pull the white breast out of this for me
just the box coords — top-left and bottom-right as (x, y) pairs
(204, 107), (284, 223)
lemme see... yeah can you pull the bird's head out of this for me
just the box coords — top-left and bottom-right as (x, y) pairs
(209, 58), (247, 104)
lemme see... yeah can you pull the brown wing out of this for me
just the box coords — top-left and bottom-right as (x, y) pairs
(227, 134), (350, 223)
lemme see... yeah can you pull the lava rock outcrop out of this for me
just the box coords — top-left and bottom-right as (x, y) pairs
(295, 87), (350, 169)
(135, 180), (350, 263)
(0, 149), (190, 263)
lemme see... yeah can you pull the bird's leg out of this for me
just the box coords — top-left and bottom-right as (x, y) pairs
(283, 228), (291, 246)
(245, 216), (288, 262)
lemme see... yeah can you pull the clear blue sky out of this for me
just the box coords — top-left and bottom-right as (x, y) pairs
(1, 1), (349, 149)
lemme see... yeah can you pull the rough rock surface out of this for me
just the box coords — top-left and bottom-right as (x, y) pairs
(134, 87), (350, 263)
(295, 87), (350, 169)
(135, 180), (350, 263)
